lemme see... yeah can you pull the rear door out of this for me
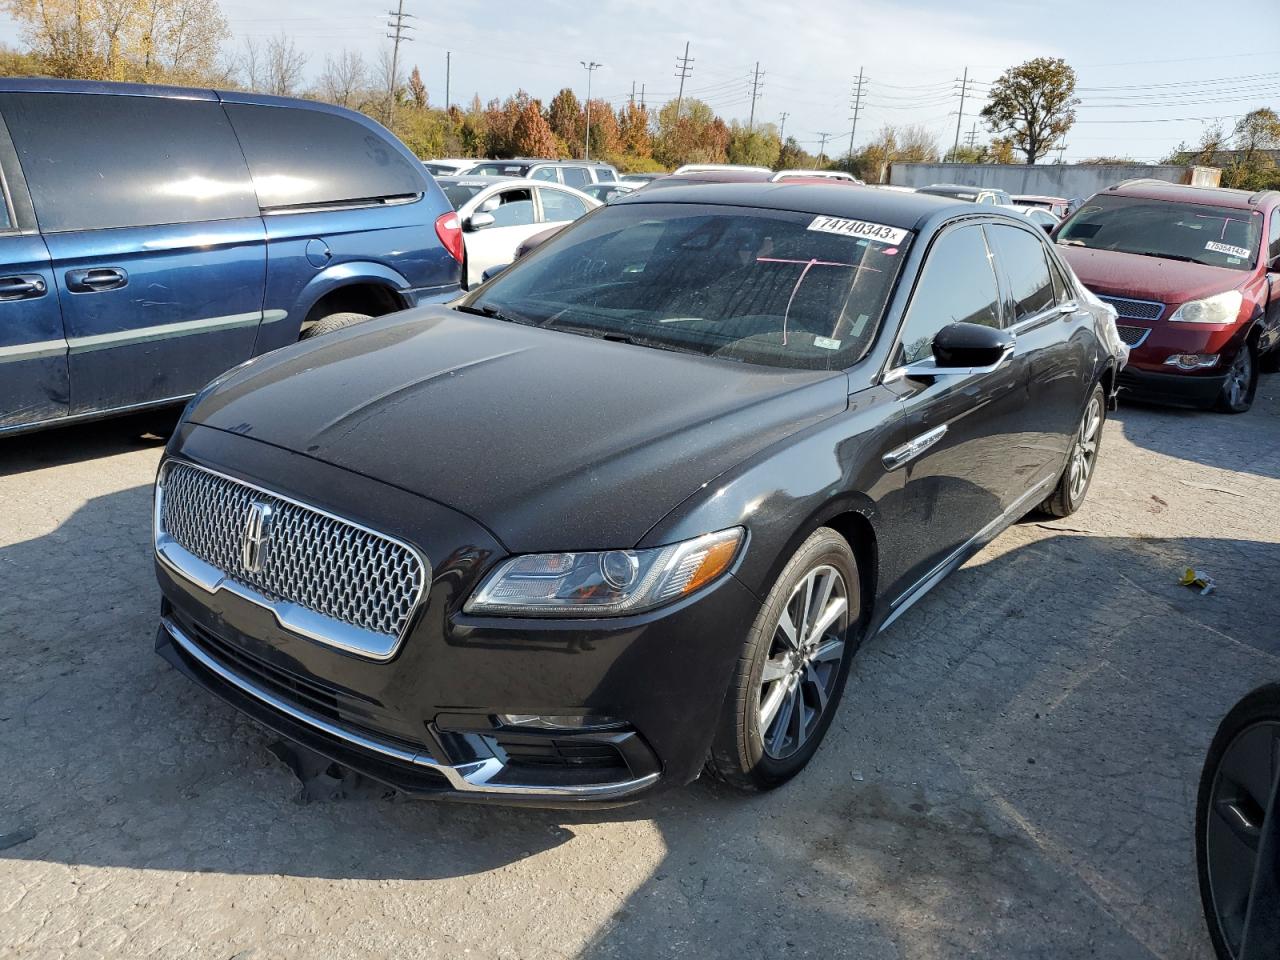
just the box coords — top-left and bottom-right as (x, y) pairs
(879, 222), (1032, 602)
(0, 91), (266, 415)
(536, 186), (592, 231)
(0, 111), (66, 430)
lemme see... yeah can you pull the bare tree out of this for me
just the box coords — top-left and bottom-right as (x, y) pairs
(375, 45), (401, 123)
(239, 32), (306, 96)
(316, 48), (367, 108)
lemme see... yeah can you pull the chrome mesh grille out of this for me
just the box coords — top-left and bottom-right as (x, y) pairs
(1115, 324), (1151, 347)
(160, 462), (425, 641)
(1098, 295), (1165, 322)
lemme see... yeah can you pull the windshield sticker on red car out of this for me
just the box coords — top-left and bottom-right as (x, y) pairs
(1205, 240), (1251, 260)
(807, 216), (908, 245)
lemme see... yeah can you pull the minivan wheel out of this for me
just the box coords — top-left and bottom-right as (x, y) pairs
(1040, 382), (1105, 518)
(1215, 345), (1257, 414)
(1196, 684), (1280, 960)
(301, 311), (373, 340)
(705, 528), (860, 792)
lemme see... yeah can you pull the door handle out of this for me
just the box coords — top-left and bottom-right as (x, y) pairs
(66, 267), (128, 293)
(0, 274), (47, 300)
(882, 424), (948, 471)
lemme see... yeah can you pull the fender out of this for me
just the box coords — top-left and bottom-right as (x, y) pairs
(255, 261), (413, 355)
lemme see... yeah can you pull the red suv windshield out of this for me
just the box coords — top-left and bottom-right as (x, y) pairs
(1058, 194), (1262, 271)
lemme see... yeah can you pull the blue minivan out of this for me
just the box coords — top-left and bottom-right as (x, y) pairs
(0, 79), (464, 436)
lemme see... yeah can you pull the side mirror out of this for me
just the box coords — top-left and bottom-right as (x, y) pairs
(465, 211), (496, 232)
(933, 322), (1015, 369)
(481, 263), (511, 283)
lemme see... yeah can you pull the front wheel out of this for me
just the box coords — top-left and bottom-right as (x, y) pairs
(1197, 684), (1280, 959)
(1040, 382), (1105, 518)
(705, 528), (860, 791)
(301, 311), (373, 340)
(1215, 345), (1257, 414)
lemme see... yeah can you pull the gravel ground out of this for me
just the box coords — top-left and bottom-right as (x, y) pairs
(2, 384), (1278, 960)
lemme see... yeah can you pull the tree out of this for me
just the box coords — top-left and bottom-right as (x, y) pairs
(980, 57), (1080, 164)
(407, 66), (427, 110)
(1223, 108), (1280, 190)
(315, 49), (367, 109)
(617, 102), (652, 159)
(727, 121), (781, 168)
(512, 97), (558, 158)
(583, 98), (620, 160)
(239, 34), (305, 96)
(547, 88), (581, 146)
(653, 98), (728, 167)
(895, 124), (940, 163)
(777, 136), (815, 171)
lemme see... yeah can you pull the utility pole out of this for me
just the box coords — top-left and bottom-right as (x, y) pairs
(951, 67), (977, 162)
(630, 80), (635, 105)
(385, 0), (414, 126)
(847, 66), (866, 161)
(1056, 139), (1069, 164)
(640, 83), (646, 108)
(445, 51), (450, 111)
(581, 60), (602, 160)
(673, 41), (693, 121)
(816, 131), (832, 165)
(965, 122), (978, 149)
(778, 111), (789, 142)
(747, 61), (764, 131)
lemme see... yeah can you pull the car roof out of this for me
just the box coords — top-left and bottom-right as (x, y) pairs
(1012, 194), (1068, 202)
(615, 181), (1002, 233)
(1104, 179), (1276, 209)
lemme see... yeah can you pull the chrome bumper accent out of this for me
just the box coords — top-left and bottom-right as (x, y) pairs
(161, 617), (660, 800)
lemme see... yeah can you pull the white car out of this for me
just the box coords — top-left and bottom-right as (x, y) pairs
(771, 170), (864, 184)
(580, 181), (638, 203)
(999, 203), (1060, 232)
(423, 158), (477, 176)
(436, 177), (600, 288)
(672, 163), (773, 175)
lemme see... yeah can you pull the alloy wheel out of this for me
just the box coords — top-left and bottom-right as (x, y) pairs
(1203, 719), (1280, 958)
(1067, 394), (1103, 503)
(1224, 349), (1253, 411)
(758, 565), (849, 760)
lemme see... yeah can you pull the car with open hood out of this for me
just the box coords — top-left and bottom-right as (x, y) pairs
(153, 183), (1125, 804)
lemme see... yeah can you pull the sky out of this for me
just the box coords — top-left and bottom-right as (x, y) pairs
(2, 0), (1278, 163)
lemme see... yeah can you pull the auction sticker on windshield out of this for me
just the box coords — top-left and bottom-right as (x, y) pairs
(1205, 240), (1252, 260)
(808, 215), (909, 245)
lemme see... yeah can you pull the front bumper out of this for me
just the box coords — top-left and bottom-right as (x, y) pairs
(1118, 364), (1227, 407)
(154, 426), (761, 805)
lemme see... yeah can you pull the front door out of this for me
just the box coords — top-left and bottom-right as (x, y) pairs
(0, 233), (66, 430)
(0, 91), (267, 416)
(877, 222), (1033, 605)
(464, 187), (542, 287)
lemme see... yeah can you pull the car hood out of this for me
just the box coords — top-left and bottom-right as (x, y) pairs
(187, 308), (849, 552)
(1056, 245), (1248, 304)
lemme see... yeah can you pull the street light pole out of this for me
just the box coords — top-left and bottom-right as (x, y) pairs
(580, 61), (602, 160)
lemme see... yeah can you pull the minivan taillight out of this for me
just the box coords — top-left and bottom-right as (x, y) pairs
(435, 212), (465, 264)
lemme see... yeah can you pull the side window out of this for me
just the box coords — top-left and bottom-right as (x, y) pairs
(594, 167), (617, 182)
(223, 102), (424, 209)
(561, 166), (591, 188)
(487, 189), (536, 227)
(897, 225), (1001, 365)
(1270, 208), (1280, 262)
(530, 166), (560, 182)
(0, 92), (257, 232)
(985, 224), (1056, 321)
(538, 188), (589, 222)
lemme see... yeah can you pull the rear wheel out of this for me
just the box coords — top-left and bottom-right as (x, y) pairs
(1215, 345), (1257, 414)
(705, 528), (860, 791)
(301, 311), (372, 340)
(1040, 383), (1105, 518)
(1197, 684), (1280, 959)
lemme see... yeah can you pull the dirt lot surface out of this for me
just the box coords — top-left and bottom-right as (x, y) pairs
(2, 387), (1278, 960)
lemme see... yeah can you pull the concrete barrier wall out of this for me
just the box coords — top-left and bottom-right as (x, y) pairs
(888, 163), (1202, 199)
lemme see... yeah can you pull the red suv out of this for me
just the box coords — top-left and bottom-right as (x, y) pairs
(1056, 181), (1280, 412)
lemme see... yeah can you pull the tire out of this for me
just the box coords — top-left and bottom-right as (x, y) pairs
(705, 527), (861, 792)
(301, 311), (373, 340)
(1196, 683), (1280, 960)
(1215, 344), (1257, 414)
(1039, 382), (1105, 518)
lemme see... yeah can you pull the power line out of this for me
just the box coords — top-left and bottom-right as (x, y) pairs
(674, 41), (694, 121)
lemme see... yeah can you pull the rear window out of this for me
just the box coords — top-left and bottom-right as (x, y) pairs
(1058, 194), (1262, 271)
(468, 202), (912, 371)
(0, 92), (257, 232)
(594, 167), (617, 182)
(223, 102), (424, 209)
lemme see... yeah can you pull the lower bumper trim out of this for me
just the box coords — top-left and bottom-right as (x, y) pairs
(160, 616), (659, 801)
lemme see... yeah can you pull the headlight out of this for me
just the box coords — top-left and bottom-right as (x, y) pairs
(1167, 290), (1243, 325)
(464, 527), (744, 616)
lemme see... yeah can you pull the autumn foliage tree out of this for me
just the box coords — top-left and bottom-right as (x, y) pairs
(981, 57), (1080, 164)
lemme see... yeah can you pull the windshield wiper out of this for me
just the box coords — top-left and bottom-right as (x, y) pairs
(1125, 250), (1203, 265)
(454, 303), (534, 325)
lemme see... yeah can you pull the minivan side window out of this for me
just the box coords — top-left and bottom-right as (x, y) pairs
(530, 167), (560, 183)
(594, 167), (617, 182)
(1270, 207), (1280, 263)
(897, 225), (1001, 364)
(223, 103), (425, 209)
(0, 93), (258, 232)
(985, 224), (1056, 321)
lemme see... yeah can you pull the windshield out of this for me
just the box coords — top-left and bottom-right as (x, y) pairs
(439, 181), (489, 209)
(1057, 194), (1262, 270)
(465, 202), (912, 371)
